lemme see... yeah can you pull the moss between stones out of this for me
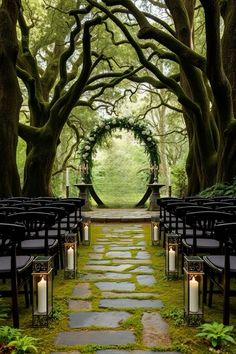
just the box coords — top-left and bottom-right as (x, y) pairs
(1, 224), (236, 354)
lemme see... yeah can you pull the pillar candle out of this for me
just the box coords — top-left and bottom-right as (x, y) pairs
(38, 277), (47, 313)
(84, 224), (89, 241)
(153, 225), (158, 241)
(66, 167), (70, 187)
(169, 247), (175, 272)
(67, 246), (74, 270)
(189, 276), (199, 312)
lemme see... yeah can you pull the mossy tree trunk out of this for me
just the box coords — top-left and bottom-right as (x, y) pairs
(0, 0), (22, 196)
(17, 13), (102, 196)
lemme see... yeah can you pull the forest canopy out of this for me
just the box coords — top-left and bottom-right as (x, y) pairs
(0, 0), (235, 198)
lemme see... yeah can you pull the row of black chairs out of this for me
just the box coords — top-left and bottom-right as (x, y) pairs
(0, 197), (85, 328)
(157, 196), (236, 325)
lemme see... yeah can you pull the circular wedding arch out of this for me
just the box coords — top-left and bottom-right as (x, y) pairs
(79, 117), (160, 207)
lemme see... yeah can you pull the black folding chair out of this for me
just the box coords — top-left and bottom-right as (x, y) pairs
(203, 222), (236, 324)
(0, 223), (34, 328)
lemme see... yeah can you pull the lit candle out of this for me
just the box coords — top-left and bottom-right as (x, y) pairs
(189, 276), (199, 313)
(38, 277), (47, 313)
(84, 224), (89, 241)
(153, 225), (158, 241)
(67, 246), (74, 270)
(169, 247), (175, 272)
(66, 167), (70, 187)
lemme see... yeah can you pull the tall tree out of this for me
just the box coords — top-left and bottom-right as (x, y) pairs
(16, 1), (139, 196)
(85, 0), (236, 194)
(0, 0), (22, 196)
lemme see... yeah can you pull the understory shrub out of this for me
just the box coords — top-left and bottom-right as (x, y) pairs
(196, 322), (236, 350)
(0, 326), (38, 353)
(199, 178), (236, 198)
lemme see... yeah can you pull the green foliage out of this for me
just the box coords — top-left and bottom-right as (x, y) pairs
(199, 178), (236, 197)
(196, 322), (236, 349)
(92, 132), (150, 207)
(79, 116), (160, 180)
(0, 326), (38, 353)
(0, 299), (10, 320)
(0, 327), (21, 344)
(161, 307), (185, 325)
(172, 165), (187, 197)
(50, 302), (64, 321)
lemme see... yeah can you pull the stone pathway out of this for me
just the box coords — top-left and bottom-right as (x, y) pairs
(52, 224), (181, 354)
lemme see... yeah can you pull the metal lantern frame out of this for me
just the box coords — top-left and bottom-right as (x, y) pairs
(32, 256), (53, 327)
(183, 255), (204, 325)
(63, 232), (77, 279)
(165, 232), (180, 279)
(82, 218), (91, 245)
(151, 218), (160, 246)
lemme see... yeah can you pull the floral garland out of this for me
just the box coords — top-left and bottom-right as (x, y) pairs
(79, 117), (160, 181)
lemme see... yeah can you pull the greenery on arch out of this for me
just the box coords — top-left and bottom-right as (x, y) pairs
(79, 117), (160, 182)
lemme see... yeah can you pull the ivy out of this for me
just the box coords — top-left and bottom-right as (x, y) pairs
(79, 117), (160, 181)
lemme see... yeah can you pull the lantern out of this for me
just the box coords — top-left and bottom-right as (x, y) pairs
(151, 218), (160, 246)
(165, 232), (180, 279)
(82, 218), (91, 245)
(32, 256), (53, 327)
(183, 255), (204, 325)
(64, 232), (77, 279)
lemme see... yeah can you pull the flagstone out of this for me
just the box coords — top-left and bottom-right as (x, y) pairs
(100, 298), (163, 309)
(69, 311), (131, 328)
(109, 246), (145, 250)
(95, 281), (135, 291)
(101, 292), (159, 298)
(106, 251), (132, 258)
(82, 272), (132, 280)
(136, 251), (150, 259)
(93, 245), (105, 252)
(136, 275), (156, 286)
(84, 264), (133, 272)
(142, 312), (171, 347)
(54, 330), (135, 346)
(72, 283), (91, 298)
(137, 241), (146, 245)
(87, 260), (111, 265)
(131, 266), (154, 274)
(89, 253), (104, 259)
(68, 300), (92, 311)
(112, 259), (151, 264)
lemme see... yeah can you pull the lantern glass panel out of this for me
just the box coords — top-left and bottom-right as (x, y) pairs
(151, 219), (160, 245)
(183, 255), (204, 325)
(82, 219), (91, 245)
(32, 256), (53, 327)
(165, 233), (180, 279)
(64, 233), (77, 279)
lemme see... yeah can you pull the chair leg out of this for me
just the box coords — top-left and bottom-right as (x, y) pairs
(11, 276), (19, 328)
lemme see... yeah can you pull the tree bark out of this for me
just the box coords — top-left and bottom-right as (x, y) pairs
(0, 0), (22, 196)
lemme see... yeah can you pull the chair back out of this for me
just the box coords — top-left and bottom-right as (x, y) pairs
(202, 201), (233, 209)
(175, 205), (211, 234)
(7, 211), (56, 236)
(186, 210), (235, 236)
(0, 223), (26, 252)
(7, 212), (56, 255)
(216, 205), (236, 215)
